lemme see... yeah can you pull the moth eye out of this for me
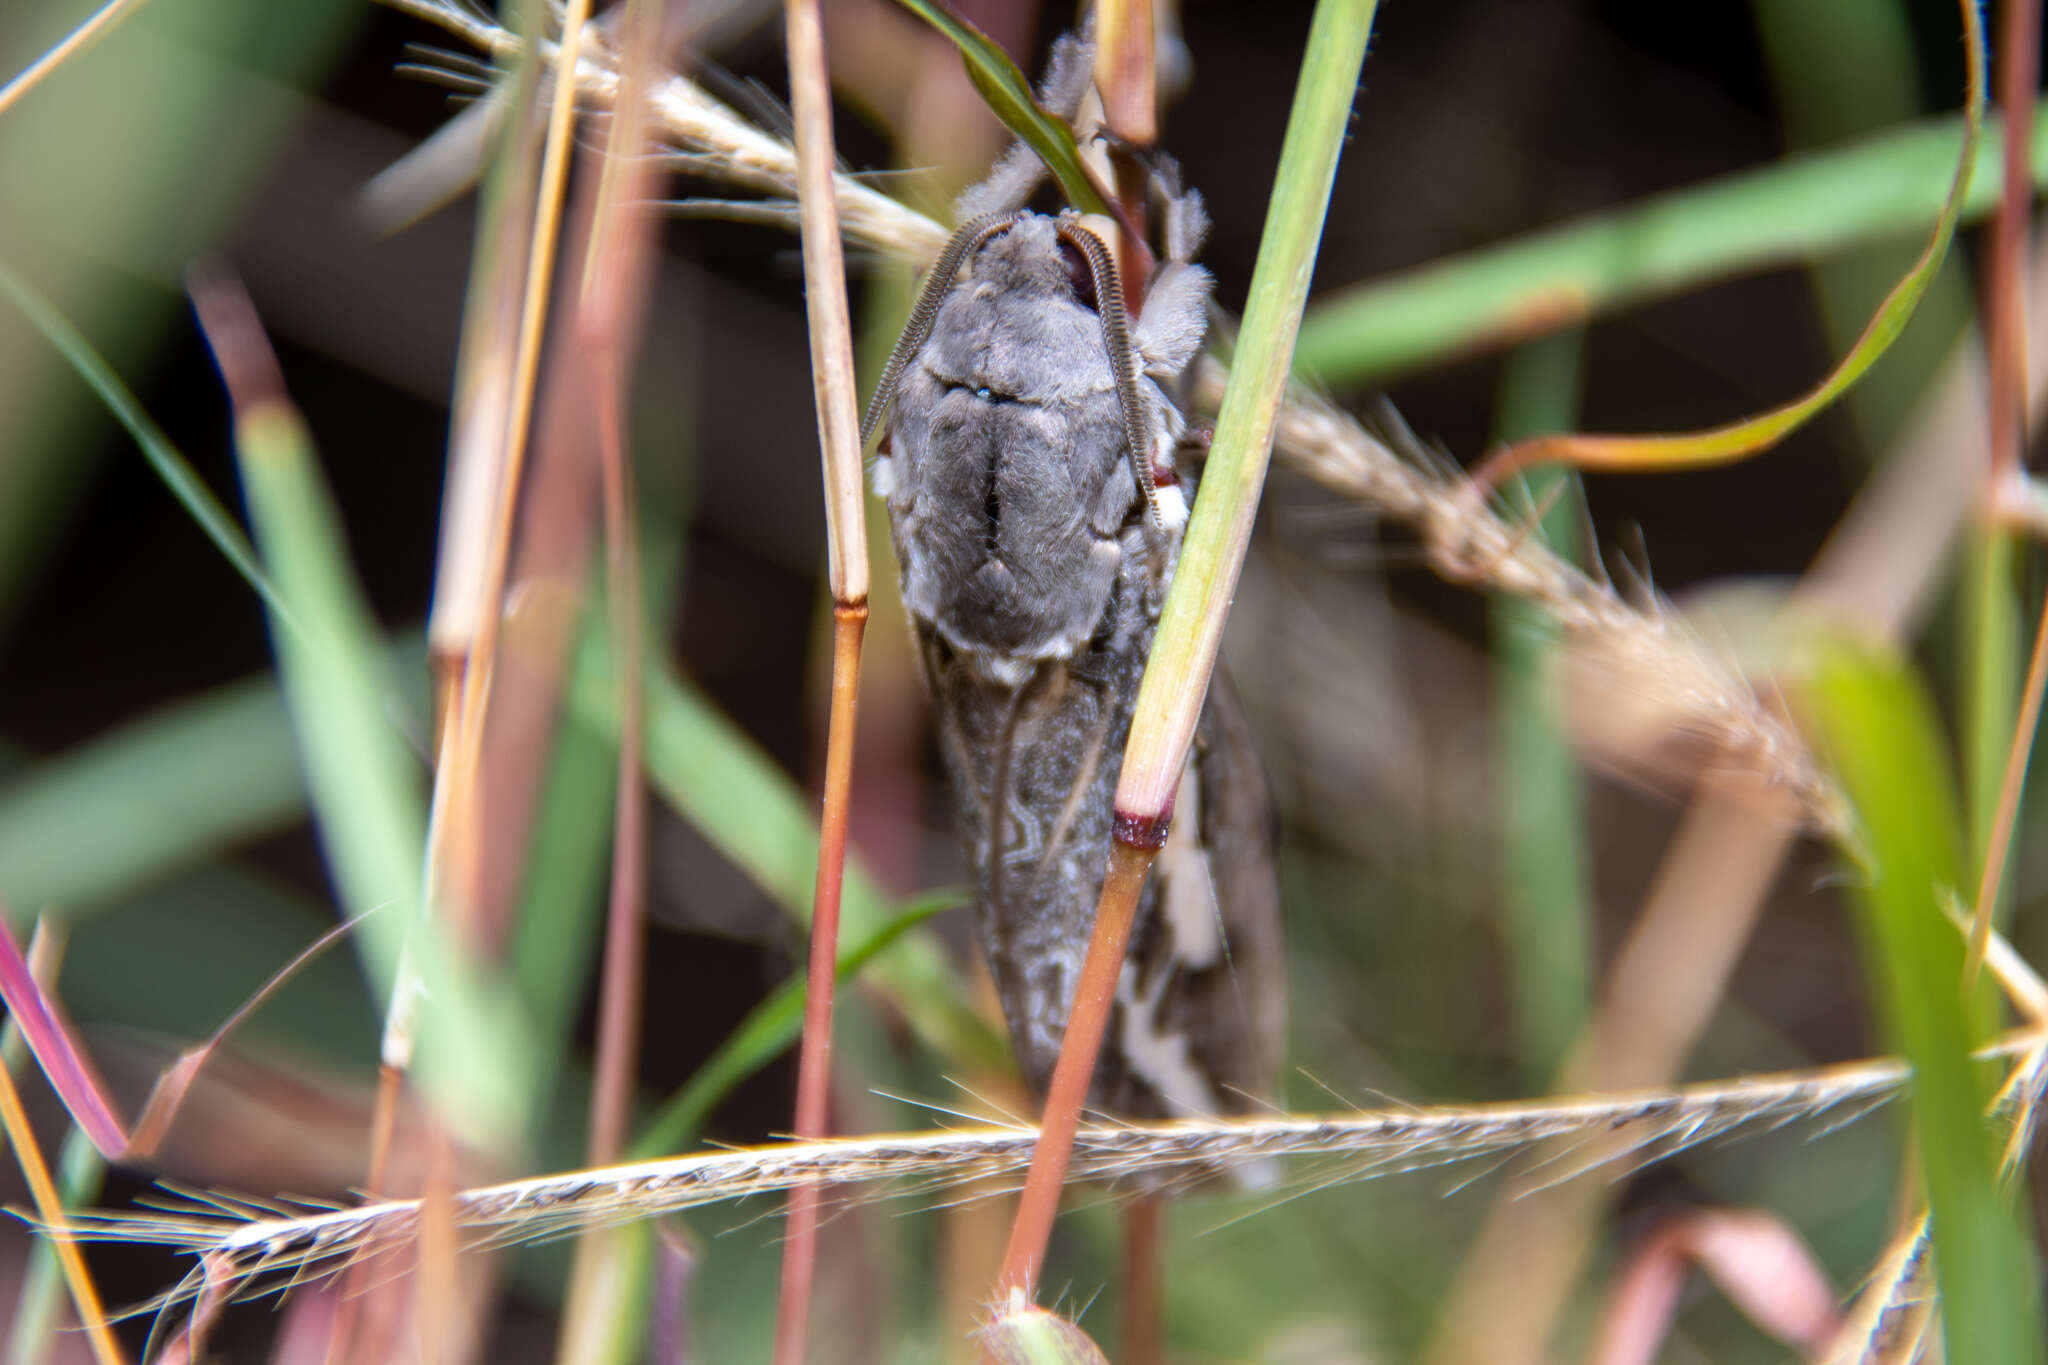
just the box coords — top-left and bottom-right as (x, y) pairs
(1057, 237), (1099, 313)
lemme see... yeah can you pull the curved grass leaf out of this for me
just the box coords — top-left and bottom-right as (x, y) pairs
(1473, 0), (1984, 487)
(887, 0), (1108, 216)
(1293, 106), (2043, 387)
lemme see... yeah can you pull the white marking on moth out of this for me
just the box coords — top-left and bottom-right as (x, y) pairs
(870, 452), (895, 499)
(1158, 763), (1221, 968)
(1151, 481), (1190, 536)
(1116, 963), (1212, 1118)
(1114, 763), (1223, 1117)
(970, 653), (1036, 687)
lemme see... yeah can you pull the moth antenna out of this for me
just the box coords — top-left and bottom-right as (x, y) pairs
(1054, 216), (1163, 532)
(859, 212), (1020, 450)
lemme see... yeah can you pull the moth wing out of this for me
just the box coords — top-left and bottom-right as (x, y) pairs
(1187, 666), (1287, 1106)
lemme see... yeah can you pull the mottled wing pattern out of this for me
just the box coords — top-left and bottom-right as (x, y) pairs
(917, 553), (1281, 1121)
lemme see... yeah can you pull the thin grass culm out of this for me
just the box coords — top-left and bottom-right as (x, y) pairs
(769, 0), (870, 1357)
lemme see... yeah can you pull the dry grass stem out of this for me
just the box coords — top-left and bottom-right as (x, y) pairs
(70, 1048), (1970, 1309)
(0, 0), (156, 122)
(1817, 1213), (1934, 1365)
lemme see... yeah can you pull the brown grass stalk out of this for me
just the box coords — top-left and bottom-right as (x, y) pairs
(996, 841), (1157, 1299)
(1963, 0), (2041, 988)
(437, 0), (593, 936)
(575, 0), (665, 1184)
(1093, 0), (1157, 316)
(774, 0), (871, 1358)
(1119, 1195), (1163, 1365)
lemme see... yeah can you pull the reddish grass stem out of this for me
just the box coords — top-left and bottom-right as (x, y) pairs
(586, 349), (647, 1165)
(1986, 0), (2039, 490)
(773, 0), (870, 1352)
(774, 606), (867, 1365)
(997, 839), (1160, 1299)
(1121, 1194), (1165, 1365)
(1964, 0), (2041, 987)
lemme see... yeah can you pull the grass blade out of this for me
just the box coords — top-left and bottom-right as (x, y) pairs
(888, 0), (1109, 216)
(1470, 0), (1984, 487)
(193, 274), (535, 1152)
(0, 258), (291, 630)
(1803, 637), (2046, 1364)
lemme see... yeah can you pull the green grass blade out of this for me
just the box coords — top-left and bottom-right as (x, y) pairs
(0, 258), (292, 630)
(1488, 331), (1591, 1084)
(568, 644), (1004, 1074)
(887, 0), (1108, 215)
(0, 674), (298, 917)
(232, 400), (535, 1149)
(1118, 0), (1377, 818)
(630, 888), (959, 1159)
(1294, 106), (2040, 387)
(1804, 638), (2045, 1364)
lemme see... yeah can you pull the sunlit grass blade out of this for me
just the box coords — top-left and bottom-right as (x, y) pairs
(0, 0), (154, 122)
(0, 1046), (119, 1364)
(1802, 636), (2046, 1364)
(888, 0), (1109, 216)
(3, 1129), (103, 1365)
(1469, 0), (1984, 490)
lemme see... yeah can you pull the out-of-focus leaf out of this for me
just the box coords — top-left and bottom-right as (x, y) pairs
(1803, 636), (2045, 1365)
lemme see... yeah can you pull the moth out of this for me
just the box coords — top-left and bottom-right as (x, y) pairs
(862, 32), (1284, 1122)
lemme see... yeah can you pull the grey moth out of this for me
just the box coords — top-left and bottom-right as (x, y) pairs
(862, 32), (1284, 1122)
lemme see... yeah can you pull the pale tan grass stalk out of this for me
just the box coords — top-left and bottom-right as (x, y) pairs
(1817, 1213), (1934, 1365)
(0, 0), (156, 122)
(72, 1048), (1977, 1306)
